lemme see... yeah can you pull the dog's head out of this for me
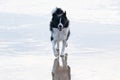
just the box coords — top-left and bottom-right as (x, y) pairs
(51, 8), (69, 31)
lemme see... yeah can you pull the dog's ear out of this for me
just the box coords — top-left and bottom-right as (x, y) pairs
(52, 13), (56, 17)
(63, 11), (66, 16)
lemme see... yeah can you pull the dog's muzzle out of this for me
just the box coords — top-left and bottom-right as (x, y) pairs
(58, 24), (63, 31)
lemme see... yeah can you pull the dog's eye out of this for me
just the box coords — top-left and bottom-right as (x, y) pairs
(53, 17), (57, 21)
(52, 17), (59, 25)
(56, 18), (59, 23)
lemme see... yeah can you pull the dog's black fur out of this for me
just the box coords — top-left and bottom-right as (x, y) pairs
(50, 8), (70, 41)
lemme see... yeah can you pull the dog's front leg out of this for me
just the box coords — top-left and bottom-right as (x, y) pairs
(56, 42), (59, 54)
(61, 40), (66, 56)
(52, 41), (58, 57)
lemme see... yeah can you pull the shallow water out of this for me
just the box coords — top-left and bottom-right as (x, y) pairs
(0, 14), (120, 80)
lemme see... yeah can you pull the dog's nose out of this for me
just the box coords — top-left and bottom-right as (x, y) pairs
(58, 25), (62, 28)
(58, 25), (62, 31)
(58, 24), (63, 31)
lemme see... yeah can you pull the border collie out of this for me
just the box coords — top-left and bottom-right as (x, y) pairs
(50, 8), (70, 57)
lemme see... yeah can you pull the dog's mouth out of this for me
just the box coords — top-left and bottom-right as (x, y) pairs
(59, 28), (62, 31)
(58, 25), (63, 31)
(58, 23), (63, 31)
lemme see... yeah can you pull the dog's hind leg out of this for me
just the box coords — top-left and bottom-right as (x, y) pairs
(66, 30), (70, 47)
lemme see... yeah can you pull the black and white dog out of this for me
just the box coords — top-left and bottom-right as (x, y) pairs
(50, 8), (70, 57)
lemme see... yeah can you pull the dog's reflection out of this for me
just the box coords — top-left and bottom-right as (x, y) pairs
(52, 54), (71, 80)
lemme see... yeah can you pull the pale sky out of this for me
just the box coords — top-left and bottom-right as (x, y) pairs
(0, 0), (120, 25)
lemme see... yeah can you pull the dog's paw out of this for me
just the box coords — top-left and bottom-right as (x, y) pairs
(54, 53), (59, 57)
(60, 54), (64, 57)
(56, 49), (59, 54)
(65, 53), (68, 56)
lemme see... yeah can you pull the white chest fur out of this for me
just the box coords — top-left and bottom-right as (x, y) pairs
(52, 28), (69, 41)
